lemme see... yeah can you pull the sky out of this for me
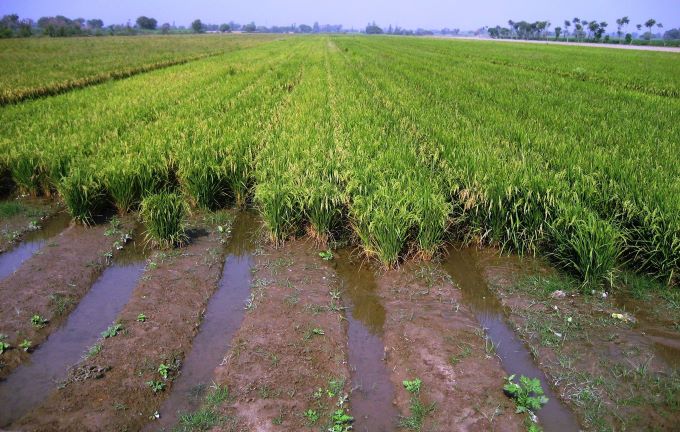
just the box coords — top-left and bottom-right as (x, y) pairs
(1, 0), (678, 31)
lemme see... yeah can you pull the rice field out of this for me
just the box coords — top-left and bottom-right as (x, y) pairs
(2, 35), (677, 287)
(1, 34), (680, 431)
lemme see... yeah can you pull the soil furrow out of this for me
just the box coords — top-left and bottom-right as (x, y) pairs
(13, 218), (230, 431)
(375, 261), (524, 431)
(0, 217), (132, 380)
(211, 239), (351, 431)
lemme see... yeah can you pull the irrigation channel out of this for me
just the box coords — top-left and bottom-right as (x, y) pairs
(0, 225), (148, 427)
(0, 211), (71, 281)
(442, 247), (580, 431)
(332, 250), (399, 432)
(148, 212), (258, 430)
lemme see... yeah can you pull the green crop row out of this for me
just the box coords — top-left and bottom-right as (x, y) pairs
(1, 35), (677, 287)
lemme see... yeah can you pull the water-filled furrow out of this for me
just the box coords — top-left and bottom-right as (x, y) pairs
(333, 250), (398, 432)
(0, 227), (148, 427)
(442, 247), (580, 432)
(0, 211), (71, 281)
(149, 212), (258, 430)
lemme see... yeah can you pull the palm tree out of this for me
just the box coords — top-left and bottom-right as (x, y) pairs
(564, 20), (571, 42)
(508, 20), (515, 38)
(644, 19), (656, 41)
(657, 22), (664, 45)
(616, 16), (629, 41)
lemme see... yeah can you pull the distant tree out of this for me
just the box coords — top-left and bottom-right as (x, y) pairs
(313, 21), (319, 33)
(663, 28), (680, 40)
(563, 20), (571, 41)
(242, 22), (256, 32)
(17, 19), (32, 37)
(87, 18), (103, 29)
(219, 23), (231, 32)
(625, 33), (633, 44)
(365, 22), (383, 34)
(191, 19), (203, 33)
(554, 26), (562, 40)
(644, 19), (656, 40)
(136, 16), (157, 30)
(160, 22), (171, 34)
(615, 16), (629, 41)
(595, 22), (607, 40)
(587, 21), (599, 39)
(298, 24), (312, 33)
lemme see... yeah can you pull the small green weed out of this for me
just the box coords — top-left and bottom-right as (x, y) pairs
(137, 313), (147, 322)
(147, 380), (166, 393)
(19, 339), (32, 352)
(101, 322), (123, 338)
(319, 249), (334, 261)
(504, 375), (549, 414)
(303, 409), (319, 424)
(31, 314), (48, 328)
(0, 334), (10, 354)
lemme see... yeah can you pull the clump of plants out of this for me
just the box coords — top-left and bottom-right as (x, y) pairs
(503, 374), (549, 415)
(0, 334), (10, 354)
(101, 322), (123, 338)
(31, 314), (48, 328)
(140, 192), (188, 248)
(57, 167), (107, 225)
(400, 378), (436, 430)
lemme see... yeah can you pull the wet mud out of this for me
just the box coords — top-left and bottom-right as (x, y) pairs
(148, 213), (258, 430)
(442, 247), (579, 431)
(0, 216), (133, 380)
(13, 218), (230, 431)
(0, 211), (71, 280)
(375, 258), (524, 431)
(211, 239), (351, 431)
(0, 228), (148, 426)
(331, 250), (399, 432)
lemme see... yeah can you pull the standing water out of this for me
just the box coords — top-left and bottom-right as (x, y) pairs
(332, 250), (398, 432)
(0, 211), (72, 281)
(148, 212), (258, 431)
(442, 247), (580, 432)
(0, 225), (148, 427)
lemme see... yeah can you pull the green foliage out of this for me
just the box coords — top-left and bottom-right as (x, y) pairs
(137, 313), (147, 322)
(403, 378), (422, 394)
(303, 409), (319, 424)
(0, 201), (25, 218)
(31, 314), (48, 328)
(329, 409), (353, 432)
(319, 249), (334, 261)
(0, 334), (10, 354)
(504, 374), (549, 414)
(147, 380), (166, 393)
(19, 339), (32, 352)
(140, 192), (188, 248)
(58, 167), (106, 225)
(101, 322), (123, 338)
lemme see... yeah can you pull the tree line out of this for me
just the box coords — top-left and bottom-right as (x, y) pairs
(488, 16), (678, 44)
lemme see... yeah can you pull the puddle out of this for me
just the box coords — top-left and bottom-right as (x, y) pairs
(612, 294), (680, 368)
(0, 225), (148, 427)
(148, 212), (258, 431)
(0, 211), (72, 281)
(442, 247), (580, 432)
(332, 249), (398, 432)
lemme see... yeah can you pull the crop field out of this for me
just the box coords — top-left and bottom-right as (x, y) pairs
(0, 34), (679, 431)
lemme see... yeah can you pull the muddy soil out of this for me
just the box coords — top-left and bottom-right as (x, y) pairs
(0, 198), (63, 253)
(477, 249), (680, 431)
(210, 239), (351, 431)
(0, 216), (134, 380)
(374, 258), (524, 431)
(13, 218), (230, 431)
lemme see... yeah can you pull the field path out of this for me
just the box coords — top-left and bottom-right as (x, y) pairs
(440, 36), (680, 52)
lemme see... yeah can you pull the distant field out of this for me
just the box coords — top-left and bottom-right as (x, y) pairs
(1, 35), (678, 286)
(0, 34), (278, 104)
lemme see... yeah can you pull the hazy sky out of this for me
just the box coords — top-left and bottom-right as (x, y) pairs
(2, 0), (678, 30)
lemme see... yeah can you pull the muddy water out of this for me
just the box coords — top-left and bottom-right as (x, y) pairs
(612, 294), (680, 368)
(442, 247), (580, 432)
(149, 212), (258, 431)
(332, 250), (398, 432)
(0, 226), (148, 427)
(0, 211), (71, 281)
